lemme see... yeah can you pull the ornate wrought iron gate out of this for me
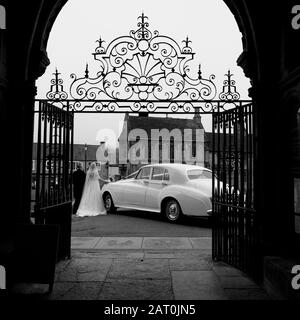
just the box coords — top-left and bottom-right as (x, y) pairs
(212, 101), (261, 279)
(32, 14), (259, 276)
(33, 101), (73, 259)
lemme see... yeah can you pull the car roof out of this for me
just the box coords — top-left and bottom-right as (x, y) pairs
(141, 163), (211, 171)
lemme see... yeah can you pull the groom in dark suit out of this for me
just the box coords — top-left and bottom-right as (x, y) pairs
(72, 163), (86, 214)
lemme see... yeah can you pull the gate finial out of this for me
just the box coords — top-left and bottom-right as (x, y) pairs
(138, 12), (149, 40)
(198, 64), (202, 80)
(95, 36), (106, 54)
(182, 36), (193, 54)
(219, 70), (240, 101)
(46, 68), (68, 100)
(85, 64), (89, 78)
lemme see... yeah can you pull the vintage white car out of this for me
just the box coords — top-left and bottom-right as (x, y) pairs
(102, 164), (213, 222)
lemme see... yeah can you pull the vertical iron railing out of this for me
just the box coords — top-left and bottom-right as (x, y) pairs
(212, 102), (261, 280)
(33, 101), (74, 223)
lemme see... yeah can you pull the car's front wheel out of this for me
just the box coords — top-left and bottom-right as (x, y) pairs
(104, 193), (116, 214)
(164, 199), (182, 222)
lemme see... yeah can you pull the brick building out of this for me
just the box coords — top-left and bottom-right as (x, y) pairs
(117, 112), (214, 176)
(32, 113), (215, 180)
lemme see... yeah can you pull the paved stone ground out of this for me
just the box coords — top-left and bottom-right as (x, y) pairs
(71, 211), (212, 237)
(10, 237), (271, 300)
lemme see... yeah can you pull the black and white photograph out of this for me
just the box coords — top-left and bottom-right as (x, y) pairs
(0, 0), (300, 312)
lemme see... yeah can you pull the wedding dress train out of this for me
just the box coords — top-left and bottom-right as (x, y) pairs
(76, 164), (106, 217)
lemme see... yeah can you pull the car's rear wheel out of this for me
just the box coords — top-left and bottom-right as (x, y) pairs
(104, 193), (116, 214)
(164, 199), (182, 222)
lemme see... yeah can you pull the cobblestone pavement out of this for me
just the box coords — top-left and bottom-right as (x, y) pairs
(11, 237), (270, 300)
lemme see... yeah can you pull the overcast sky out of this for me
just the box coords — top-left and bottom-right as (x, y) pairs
(36, 0), (250, 145)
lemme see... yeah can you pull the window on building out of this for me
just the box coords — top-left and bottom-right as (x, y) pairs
(170, 137), (174, 163)
(32, 160), (36, 171)
(159, 136), (162, 163)
(0, 6), (6, 29)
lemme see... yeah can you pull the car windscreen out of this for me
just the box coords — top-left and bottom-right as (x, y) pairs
(124, 172), (137, 179)
(187, 169), (212, 180)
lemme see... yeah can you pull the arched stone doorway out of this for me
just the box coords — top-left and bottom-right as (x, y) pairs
(1, 1), (300, 297)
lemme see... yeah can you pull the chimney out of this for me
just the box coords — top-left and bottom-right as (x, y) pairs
(193, 107), (201, 120)
(193, 107), (204, 128)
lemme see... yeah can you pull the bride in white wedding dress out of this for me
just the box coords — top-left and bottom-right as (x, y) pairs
(76, 162), (108, 217)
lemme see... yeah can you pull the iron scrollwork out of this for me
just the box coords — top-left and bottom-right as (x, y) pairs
(68, 13), (216, 112)
(45, 14), (246, 113)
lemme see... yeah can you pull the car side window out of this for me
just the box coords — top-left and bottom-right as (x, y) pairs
(163, 169), (170, 181)
(151, 167), (164, 181)
(136, 167), (151, 180)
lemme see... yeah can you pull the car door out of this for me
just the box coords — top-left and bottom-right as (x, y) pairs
(122, 166), (152, 208)
(145, 167), (169, 211)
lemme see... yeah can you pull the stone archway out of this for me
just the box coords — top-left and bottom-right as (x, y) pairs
(26, 1), (259, 85)
(2, 0), (300, 300)
(29, 2), (260, 276)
